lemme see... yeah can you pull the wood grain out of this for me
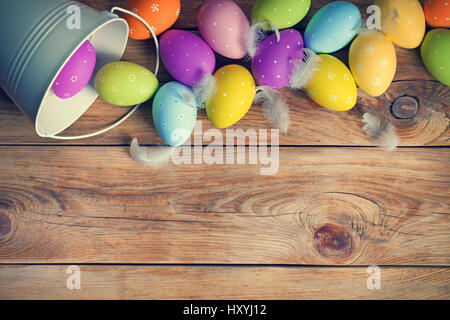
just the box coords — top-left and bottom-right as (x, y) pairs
(0, 80), (448, 145)
(0, 147), (448, 265)
(0, 0), (446, 146)
(0, 265), (448, 299)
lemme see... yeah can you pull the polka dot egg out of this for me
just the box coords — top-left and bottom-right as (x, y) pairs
(124, 0), (181, 39)
(252, 0), (311, 30)
(94, 61), (159, 106)
(305, 55), (357, 111)
(424, 0), (450, 28)
(153, 82), (197, 147)
(160, 30), (216, 86)
(251, 29), (304, 89)
(206, 65), (256, 128)
(304, 1), (361, 54)
(198, 0), (250, 59)
(349, 30), (397, 97)
(375, 0), (425, 49)
(52, 40), (96, 99)
(421, 29), (450, 86)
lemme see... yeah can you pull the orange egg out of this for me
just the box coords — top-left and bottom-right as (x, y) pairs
(424, 0), (450, 27)
(124, 0), (181, 39)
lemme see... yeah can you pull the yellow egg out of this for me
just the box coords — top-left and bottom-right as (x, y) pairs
(305, 55), (357, 111)
(349, 30), (396, 97)
(206, 65), (256, 128)
(375, 0), (425, 49)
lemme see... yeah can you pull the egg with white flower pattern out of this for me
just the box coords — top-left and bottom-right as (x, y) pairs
(304, 1), (361, 54)
(206, 65), (256, 128)
(153, 82), (197, 147)
(375, 0), (425, 49)
(124, 0), (181, 39)
(251, 29), (304, 89)
(421, 29), (450, 86)
(94, 61), (159, 106)
(251, 0), (311, 30)
(160, 30), (216, 86)
(423, 0), (450, 28)
(349, 30), (397, 97)
(198, 0), (250, 59)
(305, 55), (357, 111)
(52, 40), (96, 99)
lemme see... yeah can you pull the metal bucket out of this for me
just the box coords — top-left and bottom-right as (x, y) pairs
(0, 0), (129, 138)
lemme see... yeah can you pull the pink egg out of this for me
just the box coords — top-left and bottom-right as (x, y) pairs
(252, 29), (304, 89)
(198, 0), (249, 59)
(160, 30), (216, 86)
(52, 40), (96, 99)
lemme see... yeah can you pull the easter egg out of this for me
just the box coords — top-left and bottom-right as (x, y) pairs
(424, 0), (450, 27)
(206, 65), (256, 128)
(124, 0), (181, 39)
(304, 55), (357, 111)
(421, 29), (450, 86)
(153, 82), (197, 147)
(251, 29), (304, 89)
(349, 30), (397, 97)
(251, 0), (311, 30)
(375, 0), (425, 49)
(198, 0), (250, 59)
(304, 1), (361, 54)
(52, 40), (96, 99)
(160, 30), (216, 86)
(94, 61), (159, 106)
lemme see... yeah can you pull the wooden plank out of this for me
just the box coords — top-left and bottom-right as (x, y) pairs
(0, 80), (448, 146)
(0, 147), (448, 265)
(0, 0), (445, 145)
(0, 265), (448, 299)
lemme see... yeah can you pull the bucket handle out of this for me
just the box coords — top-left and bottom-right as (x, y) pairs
(46, 7), (160, 140)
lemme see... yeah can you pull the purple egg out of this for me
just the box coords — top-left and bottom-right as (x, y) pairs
(52, 40), (96, 99)
(251, 29), (304, 89)
(160, 30), (216, 86)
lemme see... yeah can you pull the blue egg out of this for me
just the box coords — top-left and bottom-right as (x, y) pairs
(152, 82), (197, 147)
(304, 1), (361, 53)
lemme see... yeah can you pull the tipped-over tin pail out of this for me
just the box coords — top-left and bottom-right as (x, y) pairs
(0, 0), (129, 138)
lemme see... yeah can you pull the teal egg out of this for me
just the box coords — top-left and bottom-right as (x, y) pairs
(152, 82), (197, 147)
(305, 1), (361, 53)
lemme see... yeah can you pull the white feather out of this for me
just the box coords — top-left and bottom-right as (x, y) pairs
(175, 85), (197, 109)
(245, 22), (281, 59)
(192, 73), (217, 109)
(254, 86), (290, 132)
(362, 112), (399, 151)
(289, 48), (322, 90)
(130, 138), (174, 166)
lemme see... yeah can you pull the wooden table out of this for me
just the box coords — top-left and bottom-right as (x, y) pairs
(0, 0), (449, 300)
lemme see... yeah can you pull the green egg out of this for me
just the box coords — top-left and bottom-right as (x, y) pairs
(251, 0), (311, 30)
(94, 61), (159, 106)
(421, 29), (450, 86)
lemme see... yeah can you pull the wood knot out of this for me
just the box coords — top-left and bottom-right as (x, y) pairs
(0, 213), (11, 237)
(313, 223), (354, 260)
(391, 96), (419, 119)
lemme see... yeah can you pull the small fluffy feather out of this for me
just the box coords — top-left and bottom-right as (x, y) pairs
(245, 22), (279, 59)
(192, 73), (217, 109)
(254, 86), (290, 132)
(130, 138), (174, 166)
(289, 48), (322, 90)
(362, 112), (399, 151)
(175, 85), (197, 109)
